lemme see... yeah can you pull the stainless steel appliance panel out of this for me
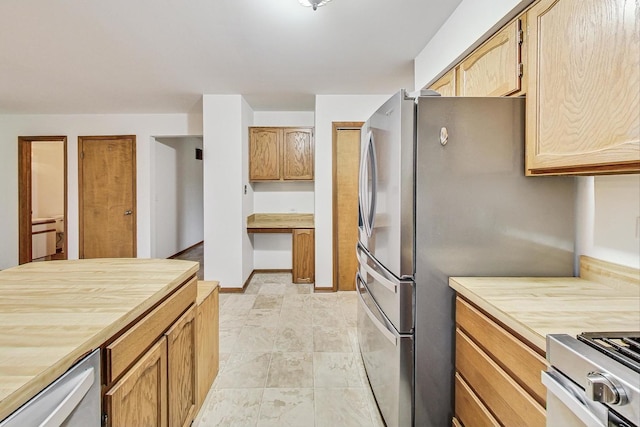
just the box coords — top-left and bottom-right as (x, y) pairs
(1, 349), (101, 427)
(413, 97), (576, 426)
(356, 273), (413, 427)
(359, 90), (415, 279)
(546, 334), (640, 425)
(356, 242), (414, 333)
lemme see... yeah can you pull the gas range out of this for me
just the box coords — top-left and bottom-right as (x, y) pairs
(544, 332), (640, 426)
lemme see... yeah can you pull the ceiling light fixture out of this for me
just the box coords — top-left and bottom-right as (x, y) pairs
(298, 0), (332, 11)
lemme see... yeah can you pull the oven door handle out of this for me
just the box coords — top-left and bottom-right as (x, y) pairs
(541, 370), (607, 427)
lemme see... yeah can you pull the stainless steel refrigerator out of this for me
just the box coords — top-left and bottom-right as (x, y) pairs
(355, 90), (576, 427)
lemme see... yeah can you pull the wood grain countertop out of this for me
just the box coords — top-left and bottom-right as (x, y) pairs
(449, 257), (640, 352)
(246, 213), (314, 231)
(0, 258), (199, 421)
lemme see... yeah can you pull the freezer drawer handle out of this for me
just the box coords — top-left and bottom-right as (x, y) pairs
(356, 247), (397, 294)
(356, 273), (397, 346)
(541, 370), (607, 427)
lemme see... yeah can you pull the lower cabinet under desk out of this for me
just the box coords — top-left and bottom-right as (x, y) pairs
(247, 213), (315, 284)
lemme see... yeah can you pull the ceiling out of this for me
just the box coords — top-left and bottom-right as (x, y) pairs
(0, 0), (462, 114)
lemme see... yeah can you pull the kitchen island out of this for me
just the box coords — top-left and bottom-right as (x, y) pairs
(0, 258), (199, 423)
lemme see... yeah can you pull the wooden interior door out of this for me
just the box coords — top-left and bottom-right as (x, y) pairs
(333, 124), (362, 291)
(79, 135), (136, 259)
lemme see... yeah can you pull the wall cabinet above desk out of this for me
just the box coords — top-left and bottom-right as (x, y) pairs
(249, 127), (314, 182)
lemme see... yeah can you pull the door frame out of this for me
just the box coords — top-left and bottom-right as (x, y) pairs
(78, 135), (137, 259)
(18, 136), (68, 265)
(332, 122), (364, 291)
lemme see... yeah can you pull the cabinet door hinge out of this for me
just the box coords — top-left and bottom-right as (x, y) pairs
(517, 18), (524, 45)
(518, 62), (524, 78)
(102, 413), (108, 427)
(80, 151), (84, 159)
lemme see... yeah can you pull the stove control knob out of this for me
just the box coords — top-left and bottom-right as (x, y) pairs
(586, 372), (627, 405)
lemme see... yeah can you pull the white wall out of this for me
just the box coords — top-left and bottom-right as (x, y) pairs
(31, 141), (64, 219)
(241, 98), (255, 283)
(577, 175), (640, 269)
(414, 0), (532, 90)
(203, 95), (254, 288)
(0, 113), (201, 270)
(314, 95), (391, 288)
(154, 137), (204, 259)
(251, 111), (316, 270)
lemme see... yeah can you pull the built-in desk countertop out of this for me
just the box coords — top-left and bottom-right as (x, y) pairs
(246, 213), (314, 232)
(0, 258), (199, 421)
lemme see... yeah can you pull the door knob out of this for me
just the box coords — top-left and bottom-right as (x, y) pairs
(124, 210), (133, 216)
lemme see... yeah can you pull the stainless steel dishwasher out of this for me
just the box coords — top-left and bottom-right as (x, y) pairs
(0, 349), (101, 427)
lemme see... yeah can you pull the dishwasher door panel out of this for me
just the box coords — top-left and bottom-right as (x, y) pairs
(0, 349), (101, 427)
(357, 273), (413, 427)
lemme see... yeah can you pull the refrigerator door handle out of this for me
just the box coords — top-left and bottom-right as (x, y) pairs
(356, 272), (398, 345)
(358, 133), (370, 238)
(356, 244), (397, 294)
(368, 131), (378, 233)
(358, 131), (377, 238)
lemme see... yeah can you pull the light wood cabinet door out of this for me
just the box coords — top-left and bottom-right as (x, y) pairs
(429, 69), (457, 96)
(292, 228), (314, 284)
(105, 337), (168, 427)
(166, 305), (196, 427)
(526, 0), (640, 175)
(457, 19), (523, 97)
(196, 284), (219, 411)
(249, 128), (281, 180)
(283, 128), (314, 180)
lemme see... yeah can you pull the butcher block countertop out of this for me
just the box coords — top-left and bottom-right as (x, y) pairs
(450, 256), (640, 352)
(0, 258), (199, 421)
(247, 213), (314, 231)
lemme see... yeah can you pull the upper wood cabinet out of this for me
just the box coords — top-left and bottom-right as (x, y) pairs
(525, 0), (640, 175)
(457, 18), (524, 97)
(249, 127), (314, 181)
(429, 69), (457, 96)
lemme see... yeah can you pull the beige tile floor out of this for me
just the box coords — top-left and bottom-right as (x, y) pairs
(192, 272), (385, 427)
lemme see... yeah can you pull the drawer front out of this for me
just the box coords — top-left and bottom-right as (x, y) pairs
(455, 373), (499, 427)
(456, 329), (545, 427)
(456, 297), (547, 405)
(106, 277), (197, 384)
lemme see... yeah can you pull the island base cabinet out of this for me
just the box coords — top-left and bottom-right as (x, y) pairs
(292, 229), (314, 284)
(105, 337), (168, 427)
(166, 306), (196, 427)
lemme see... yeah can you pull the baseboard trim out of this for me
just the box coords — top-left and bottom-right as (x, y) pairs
(219, 269), (293, 293)
(313, 287), (334, 293)
(168, 240), (204, 259)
